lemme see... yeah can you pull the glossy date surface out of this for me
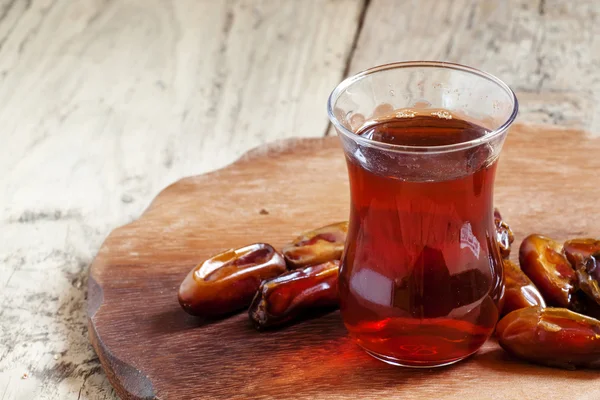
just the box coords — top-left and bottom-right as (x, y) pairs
(249, 260), (339, 329)
(494, 208), (514, 259)
(282, 222), (348, 268)
(502, 260), (546, 316)
(576, 253), (600, 306)
(564, 238), (600, 266)
(497, 307), (600, 369)
(519, 234), (577, 307)
(178, 243), (287, 317)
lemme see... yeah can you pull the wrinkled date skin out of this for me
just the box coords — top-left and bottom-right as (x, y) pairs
(249, 260), (339, 329)
(564, 238), (600, 266)
(576, 253), (600, 306)
(502, 260), (546, 316)
(519, 234), (577, 307)
(494, 208), (515, 259)
(178, 243), (287, 317)
(497, 307), (600, 369)
(282, 222), (348, 268)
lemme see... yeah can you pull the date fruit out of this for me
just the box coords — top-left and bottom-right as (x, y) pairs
(519, 234), (577, 308)
(282, 221), (348, 268)
(178, 243), (287, 317)
(497, 307), (600, 369)
(249, 260), (339, 329)
(494, 208), (514, 259)
(576, 252), (600, 306)
(564, 238), (600, 266)
(502, 260), (546, 316)
(570, 290), (600, 320)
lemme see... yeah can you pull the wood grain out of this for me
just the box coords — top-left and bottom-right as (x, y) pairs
(348, 0), (600, 132)
(0, 1), (362, 399)
(89, 124), (600, 400)
(3, 0), (600, 398)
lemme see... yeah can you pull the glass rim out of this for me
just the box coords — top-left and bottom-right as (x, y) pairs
(327, 61), (519, 154)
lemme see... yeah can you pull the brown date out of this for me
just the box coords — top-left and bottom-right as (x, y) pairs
(178, 243), (287, 317)
(570, 290), (600, 320)
(502, 260), (546, 316)
(576, 252), (600, 306)
(564, 238), (600, 266)
(282, 221), (348, 268)
(249, 260), (339, 329)
(497, 307), (600, 370)
(519, 234), (577, 307)
(494, 208), (514, 259)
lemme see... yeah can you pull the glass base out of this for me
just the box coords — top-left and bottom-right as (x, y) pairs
(364, 348), (471, 368)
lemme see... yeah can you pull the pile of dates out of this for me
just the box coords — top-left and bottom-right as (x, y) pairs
(496, 218), (600, 370)
(178, 221), (348, 329)
(178, 211), (600, 370)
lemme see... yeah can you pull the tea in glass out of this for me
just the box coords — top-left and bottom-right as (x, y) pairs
(328, 62), (518, 367)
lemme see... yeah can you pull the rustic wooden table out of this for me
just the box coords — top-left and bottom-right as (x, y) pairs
(0, 0), (598, 399)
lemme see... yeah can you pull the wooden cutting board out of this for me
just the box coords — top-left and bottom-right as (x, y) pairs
(88, 124), (600, 400)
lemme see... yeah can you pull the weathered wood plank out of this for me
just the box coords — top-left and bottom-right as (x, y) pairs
(0, 1), (363, 399)
(349, 0), (600, 132)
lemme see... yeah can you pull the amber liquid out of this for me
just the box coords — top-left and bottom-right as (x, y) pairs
(339, 113), (503, 367)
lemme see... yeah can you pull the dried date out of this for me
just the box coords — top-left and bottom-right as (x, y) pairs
(576, 252), (600, 306)
(282, 222), (348, 268)
(519, 234), (577, 307)
(564, 238), (600, 266)
(249, 260), (339, 329)
(502, 260), (546, 316)
(497, 307), (600, 370)
(570, 290), (600, 320)
(178, 243), (287, 317)
(494, 208), (514, 259)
